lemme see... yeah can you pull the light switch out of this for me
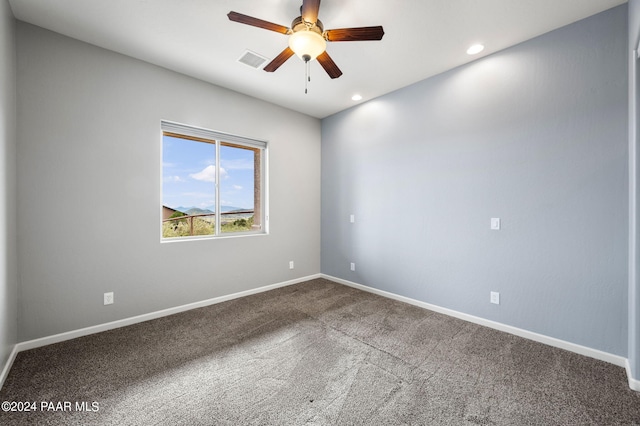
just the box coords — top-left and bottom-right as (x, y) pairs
(490, 218), (501, 230)
(350, 214), (355, 223)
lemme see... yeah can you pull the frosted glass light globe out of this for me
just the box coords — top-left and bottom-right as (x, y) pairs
(289, 30), (326, 61)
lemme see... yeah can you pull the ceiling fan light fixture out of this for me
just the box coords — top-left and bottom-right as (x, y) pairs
(227, 4), (383, 79)
(289, 30), (326, 61)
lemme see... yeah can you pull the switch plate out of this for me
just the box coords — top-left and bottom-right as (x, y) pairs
(350, 214), (355, 223)
(104, 292), (114, 305)
(491, 218), (501, 230)
(350, 262), (356, 271)
(289, 261), (294, 270)
(490, 291), (500, 305)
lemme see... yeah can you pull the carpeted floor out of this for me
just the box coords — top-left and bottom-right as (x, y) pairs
(1, 278), (639, 425)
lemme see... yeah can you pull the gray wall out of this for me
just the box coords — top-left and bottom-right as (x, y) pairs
(321, 6), (628, 356)
(0, 0), (17, 370)
(16, 23), (321, 341)
(629, 0), (640, 382)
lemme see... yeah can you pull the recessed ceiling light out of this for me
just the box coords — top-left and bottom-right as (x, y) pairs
(352, 94), (363, 101)
(466, 44), (485, 55)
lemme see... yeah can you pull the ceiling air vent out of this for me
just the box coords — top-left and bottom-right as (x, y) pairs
(237, 50), (268, 69)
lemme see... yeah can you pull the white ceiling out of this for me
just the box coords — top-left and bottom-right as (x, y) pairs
(8, 0), (627, 118)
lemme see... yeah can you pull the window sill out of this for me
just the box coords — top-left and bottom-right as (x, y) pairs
(160, 231), (269, 244)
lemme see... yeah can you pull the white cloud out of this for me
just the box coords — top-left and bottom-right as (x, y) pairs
(232, 185), (243, 190)
(189, 165), (227, 182)
(165, 175), (185, 183)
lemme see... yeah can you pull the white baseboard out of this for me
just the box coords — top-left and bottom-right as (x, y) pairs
(321, 274), (629, 371)
(3, 272), (638, 392)
(11, 274), (321, 355)
(0, 344), (19, 390)
(626, 360), (640, 391)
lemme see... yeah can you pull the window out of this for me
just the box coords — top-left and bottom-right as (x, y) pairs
(161, 121), (267, 240)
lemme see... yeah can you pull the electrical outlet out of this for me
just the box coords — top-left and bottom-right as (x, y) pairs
(289, 261), (294, 270)
(104, 292), (114, 305)
(490, 291), (500, 305)
(350, 262), (356, 271)
(350, 214), (355, 223)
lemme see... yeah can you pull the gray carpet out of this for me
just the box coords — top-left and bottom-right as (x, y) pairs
(1, 278), (639, 425)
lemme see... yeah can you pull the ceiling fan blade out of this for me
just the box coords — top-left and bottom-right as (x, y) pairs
(301, 0), (321, 23)
(325, 26), (385, 42)
(227, 11), (290, 34)
(264, 47), (295, 72)
(317, 51), (342, 79)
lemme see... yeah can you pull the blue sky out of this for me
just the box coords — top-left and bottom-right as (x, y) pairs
(162, 135), (255, 210)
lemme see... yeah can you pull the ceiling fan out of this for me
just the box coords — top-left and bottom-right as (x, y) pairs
(227, 0), (384, 80)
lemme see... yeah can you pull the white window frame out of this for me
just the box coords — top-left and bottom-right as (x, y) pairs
(160, 120), (269, 242)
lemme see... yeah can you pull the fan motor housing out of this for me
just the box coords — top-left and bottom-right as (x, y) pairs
(291, 16), (324, 36)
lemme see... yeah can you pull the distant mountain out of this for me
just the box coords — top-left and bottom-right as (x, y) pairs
(185, 207), (214, 216)
(220, 206), (249, 212)
(173, 205), (249, 214)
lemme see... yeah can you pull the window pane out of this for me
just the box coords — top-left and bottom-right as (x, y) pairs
(162, 134), (216, 238)
(220, 142), (260, 233)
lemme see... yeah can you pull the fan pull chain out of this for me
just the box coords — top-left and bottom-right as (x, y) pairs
(304, 59), (310, 94)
